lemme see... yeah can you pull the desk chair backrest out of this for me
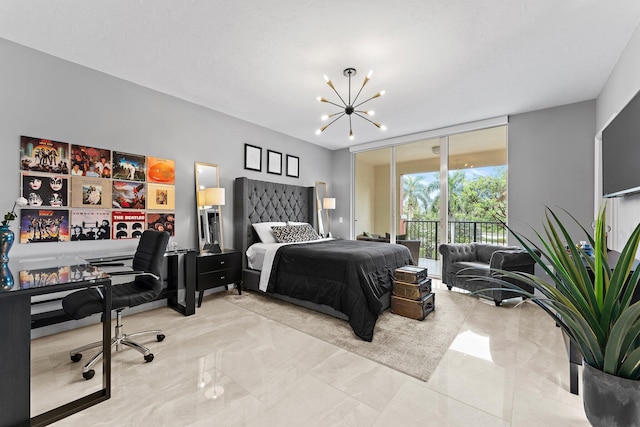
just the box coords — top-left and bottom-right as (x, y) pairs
(124, 230), (169, 307)
(131, 229), (170, 295)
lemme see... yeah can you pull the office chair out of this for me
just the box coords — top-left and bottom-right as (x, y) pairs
(62, 229), (170, 379)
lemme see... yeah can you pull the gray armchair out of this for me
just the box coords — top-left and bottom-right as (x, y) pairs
(438, 242), (536, 306)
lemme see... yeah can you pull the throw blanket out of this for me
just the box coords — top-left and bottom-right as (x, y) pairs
(267, 239), (411, 341)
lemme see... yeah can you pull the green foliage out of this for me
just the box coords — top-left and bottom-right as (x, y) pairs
(482, 206), (640, 379)
(402, 167), (506, 222)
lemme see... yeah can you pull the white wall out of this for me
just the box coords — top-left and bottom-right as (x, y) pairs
(595, 23), (640, 251)
(0, 38), (334, 259)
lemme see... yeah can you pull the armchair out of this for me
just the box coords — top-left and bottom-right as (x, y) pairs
(438, 242), (536, 306)
(62, 229), (170, 379)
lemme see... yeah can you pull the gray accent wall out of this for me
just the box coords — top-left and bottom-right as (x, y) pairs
(0, 38), (334, 258)
(508, 100), (596, 244)
(596, 23), (640, 252)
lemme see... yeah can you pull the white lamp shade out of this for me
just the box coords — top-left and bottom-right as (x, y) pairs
(204, 187), (225, 206)
(323, 197), (336, 210)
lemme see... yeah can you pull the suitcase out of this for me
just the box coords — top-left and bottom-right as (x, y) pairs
(393, 278), (432, 300)
(394, 265), (428, 283)
(391, 292), (435, 320)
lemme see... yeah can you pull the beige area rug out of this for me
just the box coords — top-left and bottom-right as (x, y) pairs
(225, 286), (478, 381)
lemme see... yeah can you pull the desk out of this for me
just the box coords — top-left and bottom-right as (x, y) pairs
(0, 255), (112, 427)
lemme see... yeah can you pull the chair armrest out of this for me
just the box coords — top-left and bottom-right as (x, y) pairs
(109, 270), (160, 280)
(489, 250), (536, 270)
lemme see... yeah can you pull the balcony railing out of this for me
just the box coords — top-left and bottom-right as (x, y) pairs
(404, 220), (507, 259)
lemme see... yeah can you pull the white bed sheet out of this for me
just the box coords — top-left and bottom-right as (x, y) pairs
(246, 238), (333, 292)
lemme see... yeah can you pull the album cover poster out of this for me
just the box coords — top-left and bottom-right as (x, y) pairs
(147, 183), (175, 210)
(70, 144), (112, 178)
(71, 210), (111, 241)
(19, 208), (70, 243)
(112, 211), (146, 240)
(147, 212), (175, 236)
(21, 172), (69, 207)
(112, 180), (146, 209)
(147, 157), (175, 184)
(70, 176), (112, 209)
(20, 136), (70, 174)
(112, 151), (146, 182)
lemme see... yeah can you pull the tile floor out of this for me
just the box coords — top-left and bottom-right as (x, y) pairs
(30, 280), (590, 426)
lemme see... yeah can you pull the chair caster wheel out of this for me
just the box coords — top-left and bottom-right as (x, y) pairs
(145, 353), (154, 363)
(157, 334), (165, 342)
(82, 370), (95, 380)
(494, 300), (502, 306)
(70, 353), (82, 363)
(446, 285), (452, 290)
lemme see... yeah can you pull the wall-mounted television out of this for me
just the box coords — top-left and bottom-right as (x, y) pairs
(602, 88), (640, 198)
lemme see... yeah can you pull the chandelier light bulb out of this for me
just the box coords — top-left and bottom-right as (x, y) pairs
(321, 114), (329, 121)
(367, 110), (375, 116)
(367, 70), (373, 79)
(380, 125), (387, 131)
(349, 130), (354, 140)
(315, 129), (322, 135)
(380, 90), (386, 96)
(323, 74), (330, 82)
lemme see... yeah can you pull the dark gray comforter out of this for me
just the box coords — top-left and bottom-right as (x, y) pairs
(267, 239), (412, 341)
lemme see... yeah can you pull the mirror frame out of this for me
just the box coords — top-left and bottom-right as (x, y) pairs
(315, 181), (328, 237)
(195, 162), (224, 253)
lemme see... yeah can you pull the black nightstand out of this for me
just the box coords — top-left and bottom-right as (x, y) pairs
(196, 249), (242, 307)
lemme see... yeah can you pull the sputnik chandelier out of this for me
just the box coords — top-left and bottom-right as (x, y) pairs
(316, 68), (386, 140)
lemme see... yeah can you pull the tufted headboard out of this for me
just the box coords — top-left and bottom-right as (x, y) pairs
(233, 177), (316, 270)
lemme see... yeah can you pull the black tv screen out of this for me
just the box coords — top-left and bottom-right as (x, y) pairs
(602, 89), (640, 198)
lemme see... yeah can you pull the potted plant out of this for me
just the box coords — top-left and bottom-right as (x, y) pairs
(478, 206), (640, 426)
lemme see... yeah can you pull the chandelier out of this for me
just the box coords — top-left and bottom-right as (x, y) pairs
(315, 68), (386, 140)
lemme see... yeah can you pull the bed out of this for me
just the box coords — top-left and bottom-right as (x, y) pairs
(233, 177), (412, 341)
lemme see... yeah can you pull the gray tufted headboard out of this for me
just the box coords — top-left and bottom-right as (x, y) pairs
(233, 177), (316, 270)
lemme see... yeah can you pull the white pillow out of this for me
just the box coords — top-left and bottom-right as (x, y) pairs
(252, 222), (286, 244)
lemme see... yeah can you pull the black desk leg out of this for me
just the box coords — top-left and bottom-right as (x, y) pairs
(166, 251), (195, 316)
(0, 294), (30, 427)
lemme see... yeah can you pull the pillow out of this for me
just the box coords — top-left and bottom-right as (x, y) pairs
(287, 221), (310, 226)
(252, 222), (286, 244)
(363, 231), (372, 238)
(271, 224), (320, 243)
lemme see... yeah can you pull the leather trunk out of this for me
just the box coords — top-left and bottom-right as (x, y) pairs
(391, 292), (435, 320)
(393, 278), (432, 300)
(394, 265), (428, 283)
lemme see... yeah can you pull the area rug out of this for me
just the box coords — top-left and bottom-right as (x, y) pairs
(226, 285), (478, 381)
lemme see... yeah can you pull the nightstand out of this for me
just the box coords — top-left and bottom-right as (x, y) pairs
(196, 249), (242, 307)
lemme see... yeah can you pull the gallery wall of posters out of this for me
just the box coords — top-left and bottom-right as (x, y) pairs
(18, 135), (176, 243)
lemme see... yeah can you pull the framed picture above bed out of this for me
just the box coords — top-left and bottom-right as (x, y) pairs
(267, 150), (282, 175)
(244, 143), (262, 172)
(286, 155), (299, 178)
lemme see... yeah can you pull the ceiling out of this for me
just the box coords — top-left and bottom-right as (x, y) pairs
(1, 1), (639, 150)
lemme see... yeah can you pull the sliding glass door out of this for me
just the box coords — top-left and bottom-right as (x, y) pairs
(353, 124), (507, 277)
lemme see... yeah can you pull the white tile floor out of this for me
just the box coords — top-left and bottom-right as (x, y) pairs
(31, 280), (590, 426)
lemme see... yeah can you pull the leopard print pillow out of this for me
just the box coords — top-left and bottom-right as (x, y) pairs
(271, 224), (319, 243)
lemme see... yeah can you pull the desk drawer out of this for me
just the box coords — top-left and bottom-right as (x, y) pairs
(197, 252), (241, 273)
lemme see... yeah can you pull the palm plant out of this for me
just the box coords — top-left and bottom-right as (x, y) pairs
(402, 175), (430, 219)
(485, 205), (640, 379)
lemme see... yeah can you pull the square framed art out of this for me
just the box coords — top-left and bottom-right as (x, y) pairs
(267, 150), (282, 175)
(286, 154), (299, 178)
(244, 143), (262, 171)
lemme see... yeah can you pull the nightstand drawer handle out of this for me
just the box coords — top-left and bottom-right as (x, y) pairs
(220, 261), (225, 265)
(220, 276), (225, 280)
